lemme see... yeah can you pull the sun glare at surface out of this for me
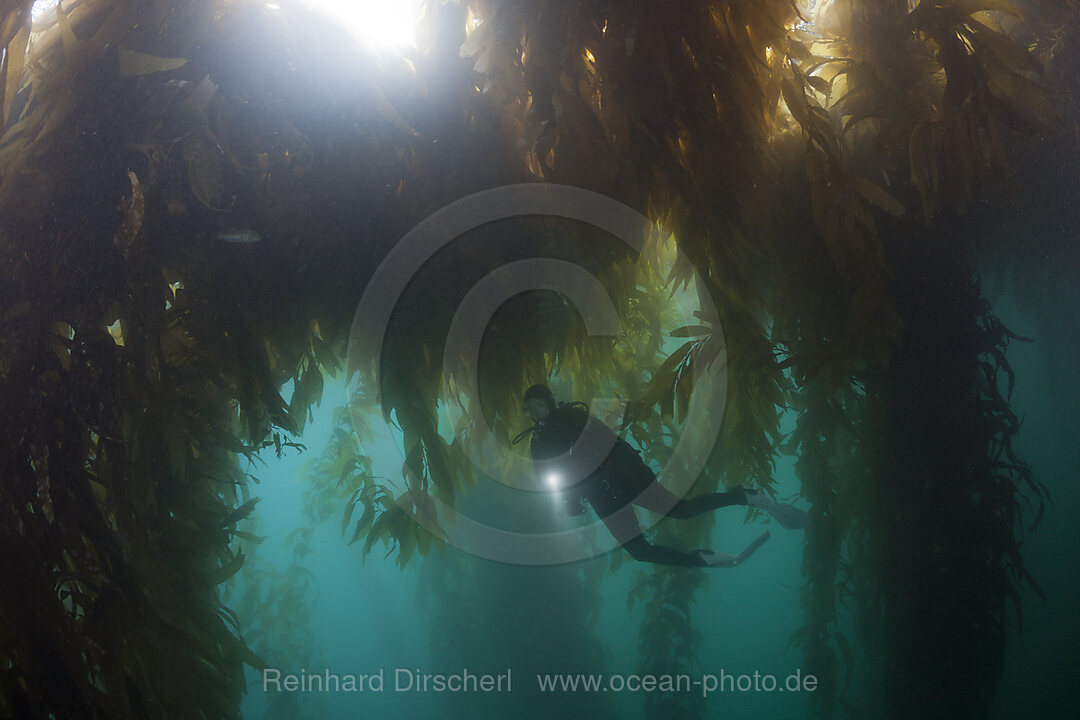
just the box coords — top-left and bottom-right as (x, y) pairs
(304, 0), (424, 50)
(30, 0), (61, 23)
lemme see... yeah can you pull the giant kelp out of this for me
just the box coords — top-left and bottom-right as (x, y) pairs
(769, 3), (1056, 716)
(0, 1), (444, 717)
(0, 1), (1071, 719)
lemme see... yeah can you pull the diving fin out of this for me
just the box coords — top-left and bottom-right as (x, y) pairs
(768, 502), (812, 530)
(698, 530), (771, 568)
(745, 490), (812, 530)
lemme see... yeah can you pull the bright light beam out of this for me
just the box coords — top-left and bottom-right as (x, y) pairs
(304, 0), (423, 50)
(30, 0), (60, 23)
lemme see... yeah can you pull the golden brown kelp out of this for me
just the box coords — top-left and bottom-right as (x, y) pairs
(453, 5), (795, 717)
(0, 3), (272, 718)
(0, 0), (1069, 719)
(860, 220), (1047, 719)
(771, 1), (1059, 717)
(0, 1), (433, 717)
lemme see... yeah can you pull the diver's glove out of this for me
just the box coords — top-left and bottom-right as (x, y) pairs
(739, 487), (812, 530)
(697, 530), (771, 568)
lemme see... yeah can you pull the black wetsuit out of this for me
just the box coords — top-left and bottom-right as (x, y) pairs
(528, 402), (746, 567)
(528, 402), (653, 518)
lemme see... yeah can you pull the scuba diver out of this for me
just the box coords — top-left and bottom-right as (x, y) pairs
(515, 384), (810, 568)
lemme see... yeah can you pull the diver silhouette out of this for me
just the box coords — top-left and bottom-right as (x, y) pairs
(515, 384), (810, 568)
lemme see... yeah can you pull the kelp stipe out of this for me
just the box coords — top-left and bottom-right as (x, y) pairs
(0, 0), (1071, 718)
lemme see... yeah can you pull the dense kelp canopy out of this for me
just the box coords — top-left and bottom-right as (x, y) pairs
(0, 0), (1073, 718)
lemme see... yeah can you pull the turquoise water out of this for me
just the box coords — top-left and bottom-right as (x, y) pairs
(227, 61), (1080, 720)
(234, 280), (1079, 720)
(986, 291), (1079, 718)
(236, 382), (819, 719)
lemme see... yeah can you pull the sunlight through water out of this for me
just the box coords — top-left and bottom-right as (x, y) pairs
(30, 0), (61, 23)
(303, 0), (424, 50)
